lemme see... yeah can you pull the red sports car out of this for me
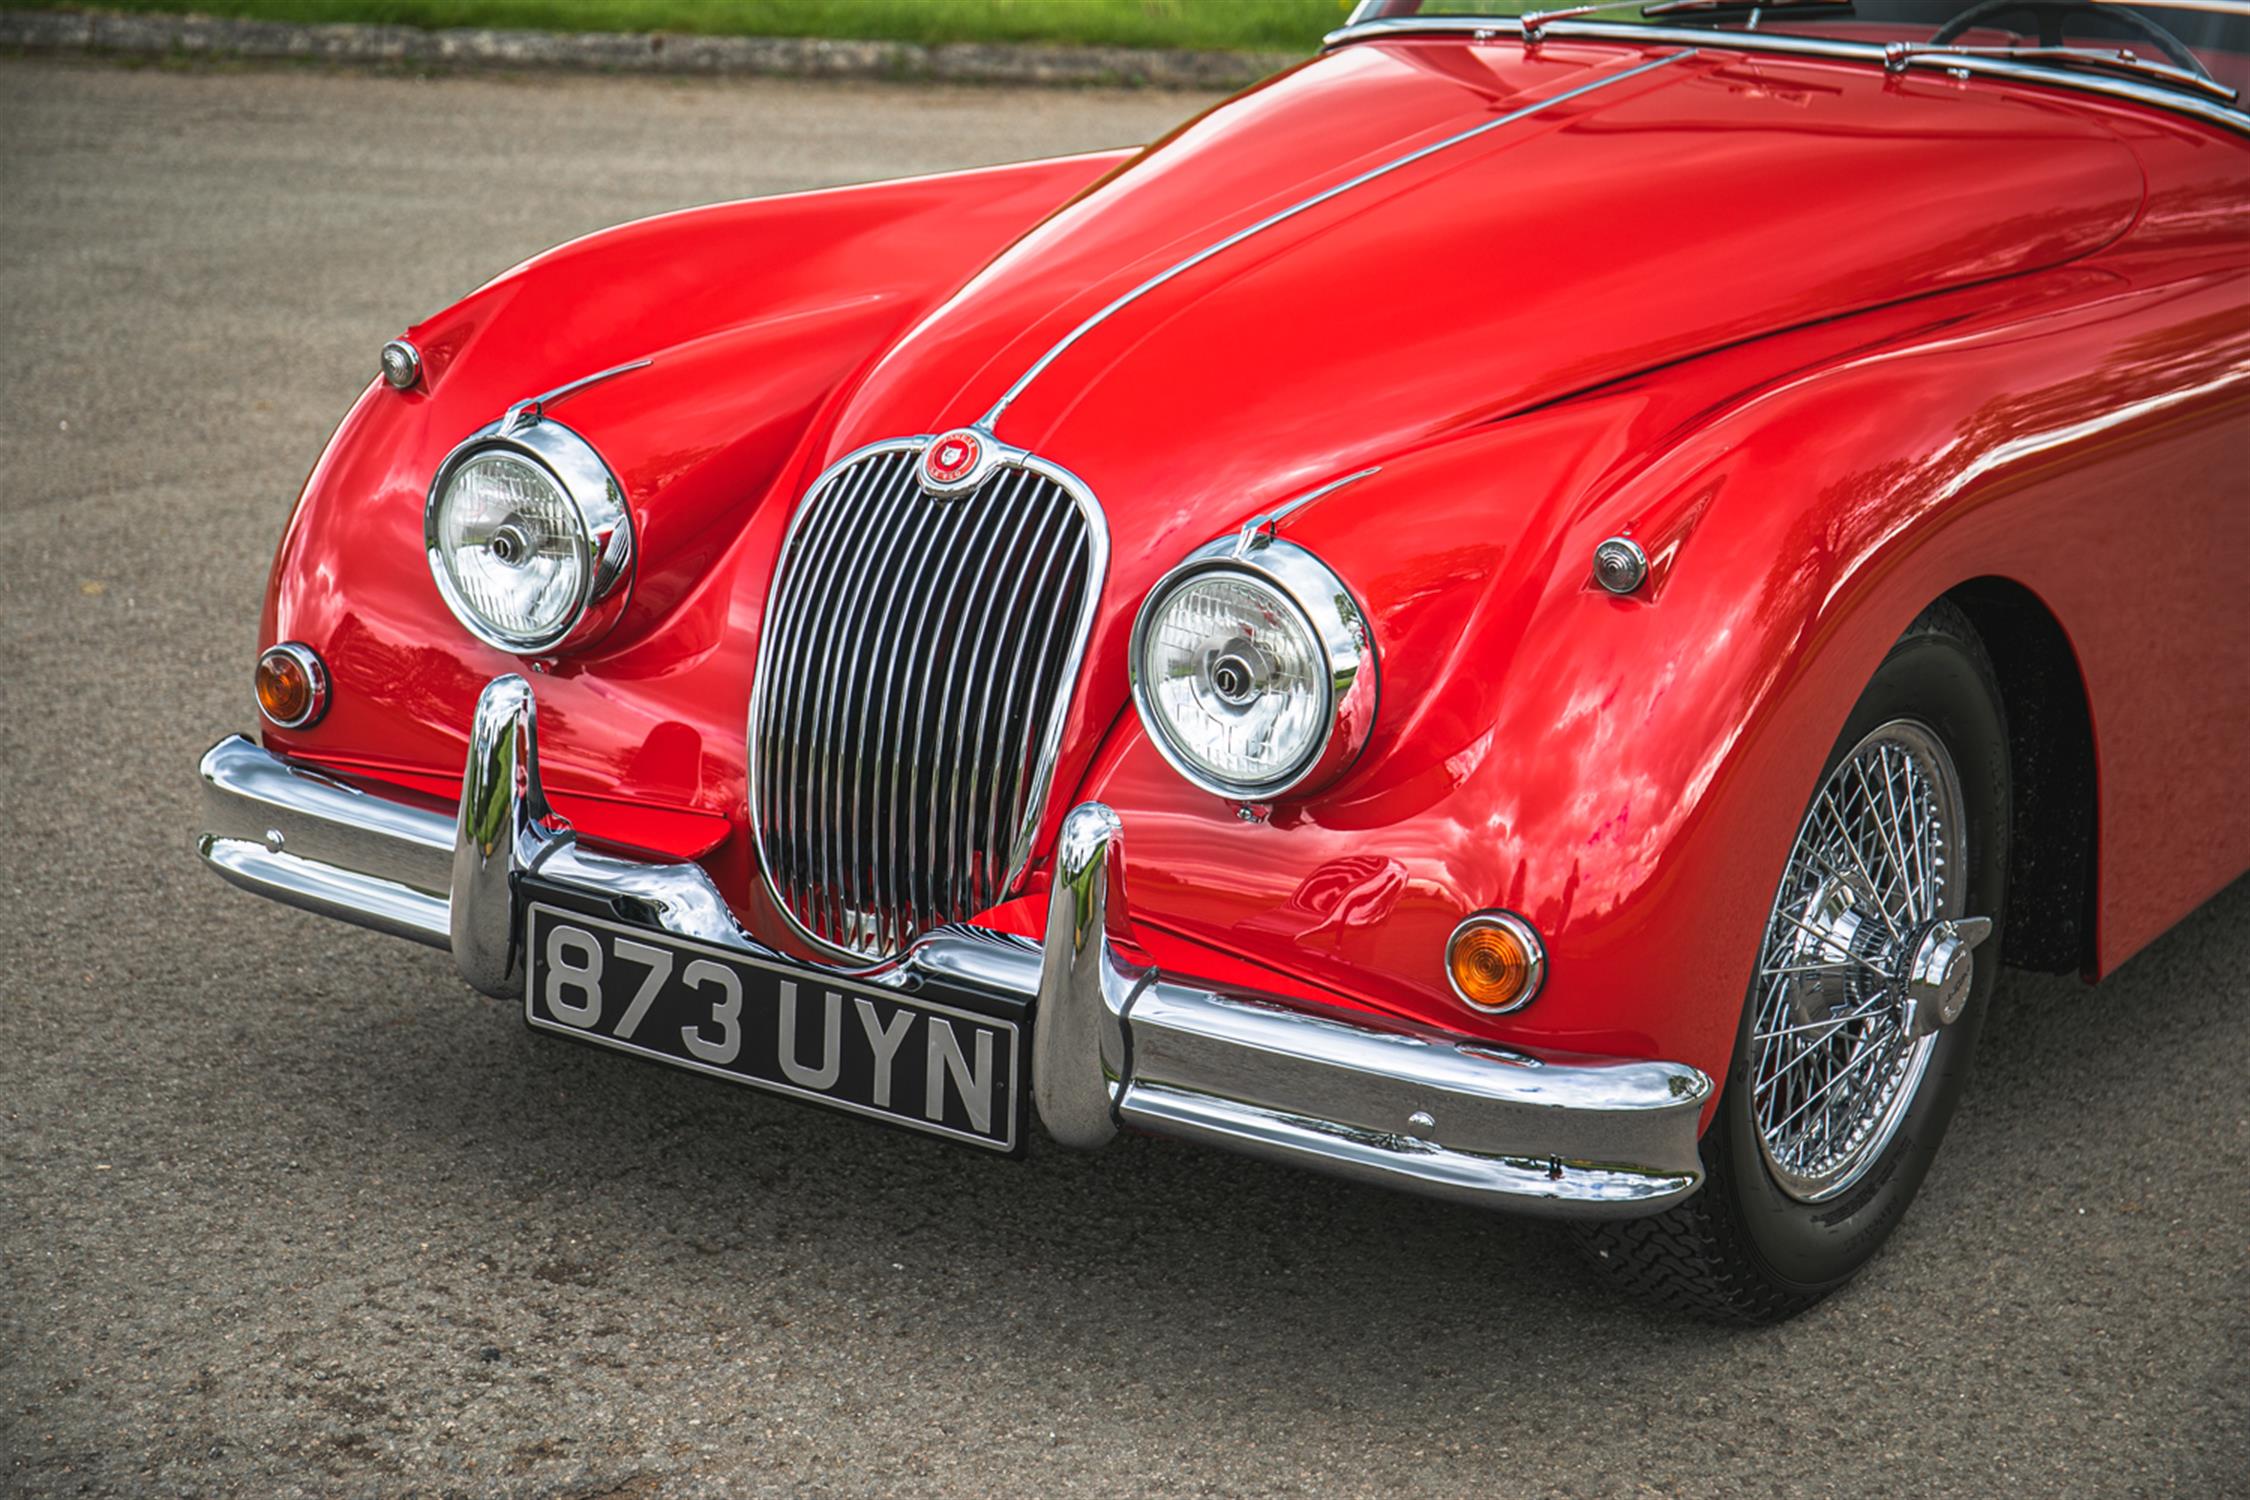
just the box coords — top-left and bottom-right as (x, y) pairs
(198, 0), (2250, 1320)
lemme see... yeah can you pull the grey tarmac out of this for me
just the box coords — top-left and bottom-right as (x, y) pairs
(1, 58), (2245, 1500)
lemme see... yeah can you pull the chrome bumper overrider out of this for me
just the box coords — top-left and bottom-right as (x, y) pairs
(197, 675), (1711, 1217)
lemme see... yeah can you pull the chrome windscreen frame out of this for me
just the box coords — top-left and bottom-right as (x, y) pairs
(743, 431), (1111, 967)
(1326, 10), (2250, 135)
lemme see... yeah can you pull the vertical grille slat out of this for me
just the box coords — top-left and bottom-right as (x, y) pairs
(967, 491), (1070, 908)
(842, 488), (938, 942)
(936, 469), (1032, 924)
(951, 483), (1037, 913)
(787, 452), (902, 940)
(809, 456), (923, 944)
(905, 478), (1014, 931)
(750, 439), (1102, 962)
(870, 494), (953, 950)
(1007, 541), (1091, 872)
(764, 452), (885, 919)
(758, 462), (845, 896)
(981, 504), (1078, 889)
(887, 478), (974, 943)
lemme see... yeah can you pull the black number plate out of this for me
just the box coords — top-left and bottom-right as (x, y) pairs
(523, 902), (1023, 1153)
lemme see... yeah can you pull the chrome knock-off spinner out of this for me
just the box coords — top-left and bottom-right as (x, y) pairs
(1900, 915), (1994, 1039)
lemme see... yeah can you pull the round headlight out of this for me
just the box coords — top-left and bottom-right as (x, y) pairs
(425, 417), (631, 654)
(1130, 537), (1377, 801)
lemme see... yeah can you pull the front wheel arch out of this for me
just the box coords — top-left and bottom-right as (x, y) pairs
(1945, 577), (2099, 978)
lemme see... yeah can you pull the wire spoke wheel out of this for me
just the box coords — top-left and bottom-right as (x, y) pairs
(1749, 719), (1967, 1202)
(1575, 605), (2008, 1320)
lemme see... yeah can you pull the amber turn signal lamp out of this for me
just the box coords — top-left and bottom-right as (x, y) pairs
(1446, 911), (1547, 1014)
(255, 642), (329, 729)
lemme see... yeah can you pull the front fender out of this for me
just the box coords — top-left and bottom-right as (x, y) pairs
(1076, 255), (2247, 1102)
(257, 149), (1134, 851)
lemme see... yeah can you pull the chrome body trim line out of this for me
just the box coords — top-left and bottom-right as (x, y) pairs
(195, 681), (1712, 1218)
(1322, 15), (2250, 133)
(975, 49), (1699, 433)
(745, 433), (1109, 965)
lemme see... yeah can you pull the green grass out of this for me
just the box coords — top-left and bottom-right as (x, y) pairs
(38, 0), (1376, 52)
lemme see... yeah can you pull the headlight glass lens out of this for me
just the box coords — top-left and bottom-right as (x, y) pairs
(433, 450), (586, 647)
(1140, 570), (1329, 793)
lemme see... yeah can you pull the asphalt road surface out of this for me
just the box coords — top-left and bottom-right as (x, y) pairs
(4, 59), (2247, 1500)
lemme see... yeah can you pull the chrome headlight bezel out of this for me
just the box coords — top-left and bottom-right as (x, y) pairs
(423, 415), (633, 655)
(1128, 535), (1378, 802)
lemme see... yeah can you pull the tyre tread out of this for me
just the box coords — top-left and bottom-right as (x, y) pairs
(1571, 1143), (1821, 1325)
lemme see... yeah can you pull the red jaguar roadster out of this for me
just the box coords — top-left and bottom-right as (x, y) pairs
(198, 0), (2250, 1320)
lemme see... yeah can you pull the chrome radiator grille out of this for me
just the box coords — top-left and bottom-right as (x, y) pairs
(750, 439), (1104, 961)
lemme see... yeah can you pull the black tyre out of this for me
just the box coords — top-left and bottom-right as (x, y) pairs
(1576, 600), (2011, 1323)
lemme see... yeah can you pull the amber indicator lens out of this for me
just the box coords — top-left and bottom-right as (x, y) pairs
(255, 643), (328, 728)
(255, 653), (307, 721)
(1446, 912), (1546, 1013)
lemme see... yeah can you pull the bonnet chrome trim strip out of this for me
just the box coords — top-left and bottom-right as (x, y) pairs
(975, 49), (1698, 433)
(498, 357), (654, 436)
(1238, 465), (1383, 548)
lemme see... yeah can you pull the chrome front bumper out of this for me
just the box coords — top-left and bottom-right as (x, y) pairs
(198, 675), (1711, 1218)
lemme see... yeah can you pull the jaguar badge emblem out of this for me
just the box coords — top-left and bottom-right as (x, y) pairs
(921, 429), (985, 492)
